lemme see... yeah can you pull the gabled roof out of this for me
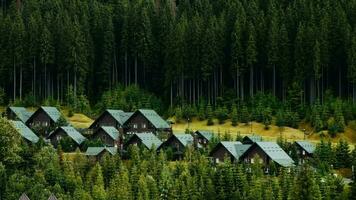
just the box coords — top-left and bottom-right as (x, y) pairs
(98, 126), (120, 140)
(250, 142), (295, 167)
(28, 106), (61, 123)
(85, 147), (117, 156)
(19, 193), (30, 200)
(8, 107), (33, 122)
(126, 109), (170, 129)
(47, 194), (58, 200)
(216, 141), (251, 160)
(106, 109), (133, 125)
(11, 120), (39, 143)
(242, 134), (263, 143)
(174, 134), (195, 146)
(49, 126), (86, 145)
(295, 141), (315, 154)
(130, 132), (162, 149)
(195, 130), (214, 141)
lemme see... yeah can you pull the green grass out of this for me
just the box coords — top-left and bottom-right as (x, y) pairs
(172, 118), (356, 145)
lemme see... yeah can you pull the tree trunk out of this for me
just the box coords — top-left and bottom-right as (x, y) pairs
(273, 65), (276, 96)
(33, 57), (36, 102)
(241, 74), (244, 101)
(135, 54), (138, 85)
(236, 67), (240, 99)
(170, 81), (173, 107)
(125, 51), (128, 86)
(19, 65), (22, 101)
(44, 63), (47, 98)
(13, 59), (16, 101)
(249, 65), (253, 97)
(338, 68), (342, 97)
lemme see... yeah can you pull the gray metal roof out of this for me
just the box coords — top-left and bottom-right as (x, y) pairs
(85, 147), (117, 156)
(195, 130), (214, 141)
(99, 126), (120, 140)
(40, 106), (62, 122)
(174, 134), (194, 146)
(47, 194), (58, 200)
(11, 120), (39, 143)
(19, 193), (30, 200)
(8, 107), (33, 122)
(219, 141), (251, 160)
(255, 142), (295, 167)
(134, 132), (162, 149)
(243, 134), (263, 143)
(134, 109), (170, 129)
(106, 109), (133, 125)
(295, 141), (315, 154)
(49, 126), (86, 145)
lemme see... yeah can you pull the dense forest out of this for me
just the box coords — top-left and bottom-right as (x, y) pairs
(1, 117), (356, 200)
(0, 0), (355, 106)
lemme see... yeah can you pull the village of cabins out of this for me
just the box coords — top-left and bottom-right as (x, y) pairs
(6, 106), (315, 170)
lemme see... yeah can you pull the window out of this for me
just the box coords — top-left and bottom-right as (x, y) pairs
(251, 158), (254, 164)
(133, 124), (138, 128)
(142, 123), (146, 128)
(216, 158), (220, 163)
(302, 150), (305, 155)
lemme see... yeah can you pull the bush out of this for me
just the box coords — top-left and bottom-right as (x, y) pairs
(206, 103), (214, 126)
(216, 106), (228, 124)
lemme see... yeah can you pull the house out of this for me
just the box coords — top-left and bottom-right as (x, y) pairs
(6, 106), (33, 123)
(240, 142), (295, 168)
(26, 106), (62, 128)
(157, 133), (197, 159)
(85, 147), (117, 160)
(48, 194), (58, 200)
(242, 134), (263, 144)
(194, 130), (213, 147)
(210, 141), (251, 163)
(19, 193), (30, 200)
(47, 126), (86, 149)
(124, 132), (162, 150)
(11, 120), (39, 144)
(89, 109), (132, 131)
(294, 141), (315, 164)
(92, 126), (120, 147)
(123, 109), (172, 135)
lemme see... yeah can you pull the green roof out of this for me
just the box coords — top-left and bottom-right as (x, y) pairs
(243, 134), (263, 143)
(8, 107), (33, 122)
(255, 142), (295, 167)
(295, 141), (315, 154)
(49, 126), (86, 145)
(219, 141), (251, 160)
(99, 126), (120, 140)
(40, 106), (61, 122)
(106, 109), (133, 125)
(135, 109), (170, 129)
(195, 130), (213, 141)
(134, 132), (162, 149)
(85, 147), (117, 156)
(11, 120), (39, 143)
(174, 134), (194, 146)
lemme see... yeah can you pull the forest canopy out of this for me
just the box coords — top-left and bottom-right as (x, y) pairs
(0, 0), (355, 108)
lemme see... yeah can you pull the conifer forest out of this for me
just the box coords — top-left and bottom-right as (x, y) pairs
(1, 0), (356, 199)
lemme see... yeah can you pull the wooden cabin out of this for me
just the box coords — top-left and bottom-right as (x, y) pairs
(6, 106), (33, 123)
(242, 134), (263, 144)
(157, 133), (197, 159)
(85, 147), (117, 160)
(194, 130), (213, 147)
(26, 106), (62, 128)
(294, 141), (315, 164)
(123, 109), (172, 135)
(240, 142), (295, 168)
(92, 126), (120, 147)
(89, 109), (132, 131)
(124, 132), (162, 150)
(11, 120), (39, 144)
(47, 126), (86, 149)
(210, 141), (251, 163)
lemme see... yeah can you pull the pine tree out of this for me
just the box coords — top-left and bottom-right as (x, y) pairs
(231, 104), (239, 126)
(334, 139), (351, 168)
(240, 105), (250, 124)
(206, 103), (214, 125)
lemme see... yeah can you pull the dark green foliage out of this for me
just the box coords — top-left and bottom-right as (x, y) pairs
(206, 103), (214, 126)
(231, 104), (238, 126)
(334, 140), (351, 168)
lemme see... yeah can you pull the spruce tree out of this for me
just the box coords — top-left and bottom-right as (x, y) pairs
(206, 103), (214, 125)
(231, 104), (239, 126)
